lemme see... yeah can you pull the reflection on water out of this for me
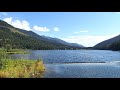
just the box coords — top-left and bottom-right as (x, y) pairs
(44, 63), (120, 78)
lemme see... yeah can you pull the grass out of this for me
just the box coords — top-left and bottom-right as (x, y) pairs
(0, 48), (45, 78)
(0, 48), (30, 54)
(0, 58), (45, 78)
(6, 49), (30, 54)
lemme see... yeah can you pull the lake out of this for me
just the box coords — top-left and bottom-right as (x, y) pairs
(10, 50), (120, 78)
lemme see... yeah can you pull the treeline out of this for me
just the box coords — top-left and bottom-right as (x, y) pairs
(93, 41), (120, 51)
(108, 42), (120, 51)
(0, 32), (77, 50)
(0, 21), (81, 50)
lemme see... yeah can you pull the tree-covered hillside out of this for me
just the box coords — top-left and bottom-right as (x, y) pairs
(93, 34), (120, 51)
(0, 20), (83, 50)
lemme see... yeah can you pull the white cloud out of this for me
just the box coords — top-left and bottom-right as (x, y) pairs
(62, 34), (119, 47)
(74, 30), (88, 34)
(3, 17), (31, 31)
(3, 17), (12, 24)
(33, 25), (50, 32)
(53, 27), (60, 31)
(3, 17), (50, 32)
(1, 12), (7, 16)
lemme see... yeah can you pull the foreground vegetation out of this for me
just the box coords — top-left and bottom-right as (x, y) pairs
(0, 48), (30, 54)
(0, 59), (45, 78)
(5, 49), (30, 54)
(0, 49), (45, 78)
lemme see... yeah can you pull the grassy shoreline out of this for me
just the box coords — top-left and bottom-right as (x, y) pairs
(0, 48), (45, 78)
(7, 49), (30, 54)
(0, 48), (30, 54)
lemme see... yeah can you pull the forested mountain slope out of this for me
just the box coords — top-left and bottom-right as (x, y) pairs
(0, 20), (84, 50)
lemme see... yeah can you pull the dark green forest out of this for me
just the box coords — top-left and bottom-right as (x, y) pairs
(0, 20), (82, 50)
(108, 42), (120, 51)
(93, 33), (120, 51)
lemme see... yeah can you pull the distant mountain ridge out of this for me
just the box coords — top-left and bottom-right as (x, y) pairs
(18, 29), (84, 48)
(0, 20), (84, 50)
(93, 34), (120, 50)
(41, 35), (84, 47)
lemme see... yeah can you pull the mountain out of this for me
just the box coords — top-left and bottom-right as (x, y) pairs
(68, 43), (84, 47)
(18, 29), (84, 48)
(93, 34), (120, 50)
(0, 20), (84, 50)
(41, 35), (84, 47)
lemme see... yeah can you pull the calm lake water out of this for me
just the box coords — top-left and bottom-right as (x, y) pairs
(10, 50), (120, 78)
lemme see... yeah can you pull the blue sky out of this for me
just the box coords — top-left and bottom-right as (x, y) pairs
(0, 12), (120, 47)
